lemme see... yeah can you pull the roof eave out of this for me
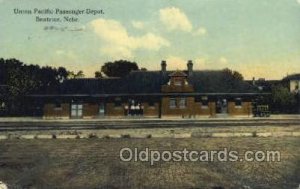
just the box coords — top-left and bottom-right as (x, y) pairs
(28, 92), (270, 98)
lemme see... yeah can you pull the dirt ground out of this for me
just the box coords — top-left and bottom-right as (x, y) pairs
(0, 137), (299, 189)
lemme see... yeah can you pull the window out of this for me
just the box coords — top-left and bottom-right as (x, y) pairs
(169, 98), (176, 109)
(0, 101), (5, 109)
(55, 100), (62, 109)
(201, 96), (208, 108)
(179, 98), (187, 109)
(99, 103), (105, 115)
(174, 81), (182, 86)
(114, 97), (122, 107)
(235, 98), (242, 108)
(148, 100), (155, 107)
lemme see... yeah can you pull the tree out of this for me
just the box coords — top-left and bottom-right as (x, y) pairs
(67, 71), (75, 79)
(68, 70), (85, 79)
(75, 70), (84, 78)
(95, 71), (103, 78)
(271, 84), (297, 113)
(56, 67), (68, 82)
(101, 60), (138, 77)
(0, 58), (70, 115)
(232, 71), (243, 80)
(222, 68), (243, 81)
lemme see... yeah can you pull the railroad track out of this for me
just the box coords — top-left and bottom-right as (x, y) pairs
(0, 118), (299, 132)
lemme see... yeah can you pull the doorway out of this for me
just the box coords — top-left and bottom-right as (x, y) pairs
(71, 103), (83, 118)
(216, 98), (228, 114)
(98, 102), (105, 116)
(126, 99), (143, 116)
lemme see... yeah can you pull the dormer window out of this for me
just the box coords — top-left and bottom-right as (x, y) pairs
(174, 81), (182, 86)
(161, 70), (194, 93)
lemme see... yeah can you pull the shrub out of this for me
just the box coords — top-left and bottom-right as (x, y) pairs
(103, 135), (110, 139)
(121, 134), (131, 138)
(146, 134), (152, 138)
(88, 133), (98, 139)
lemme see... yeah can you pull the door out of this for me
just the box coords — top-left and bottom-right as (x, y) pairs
(71, 103), (83, 118)
(99, 102), (105, 116)
(216, 99), (228, 114)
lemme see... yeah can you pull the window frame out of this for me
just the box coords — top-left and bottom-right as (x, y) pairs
(71, 103), (83, 118)
(201, 96), (209, 108)
(0, 101), (5, 110)
(169, 98), (177, 109)
(114, 97), (122, 107)
(174, 81), (182, 86)
(235, 98), (242, 108)
(54, 100), (62, 110)
(148, 100), (155, 107)
(179, 97), (187, 109)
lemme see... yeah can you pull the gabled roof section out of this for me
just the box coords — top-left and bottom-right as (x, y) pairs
(125, 71), (168, 93)
(188, 71), (258, 93)
(245, 79), (279, 92)
(169, 71), (187, 77)
(283, 73), (300, 81)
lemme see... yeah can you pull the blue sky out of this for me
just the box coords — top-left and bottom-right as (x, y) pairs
(0, 0), (299, 79)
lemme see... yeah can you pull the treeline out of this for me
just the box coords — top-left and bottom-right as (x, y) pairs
(0, 58), (94, 116)
(0, 58), (72, 115)
(271, 83), (299, 114)
(0, 58), (68, 94)
(0, 58), (140, 115)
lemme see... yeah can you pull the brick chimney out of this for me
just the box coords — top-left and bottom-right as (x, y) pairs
(161, 60), (167, 73)
(187, 60), (193, 76)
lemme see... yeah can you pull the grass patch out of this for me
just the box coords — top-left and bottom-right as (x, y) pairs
(0, 137), (299, 189)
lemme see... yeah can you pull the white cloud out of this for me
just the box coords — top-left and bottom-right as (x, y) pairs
(131, 21), (144, 30)
(90, 18), (170, 59)
(159, 7), (193, 32)
(193, 27), (207, 36)
(159, 7), (208, 37)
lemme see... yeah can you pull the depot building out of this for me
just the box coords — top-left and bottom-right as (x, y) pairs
(30, 60), (268, 119)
